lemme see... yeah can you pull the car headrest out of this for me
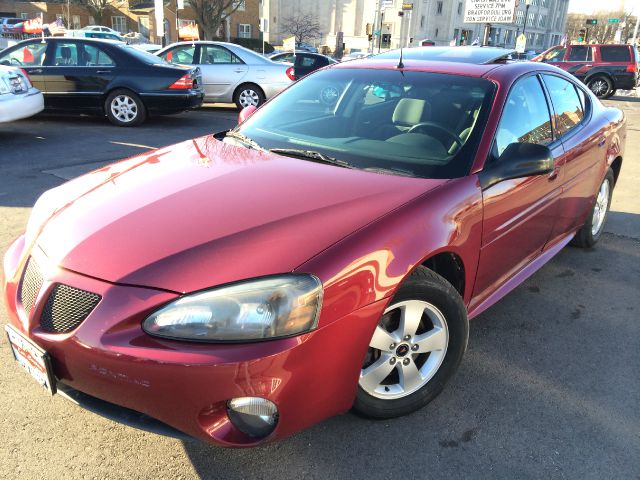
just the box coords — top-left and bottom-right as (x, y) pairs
(392, 98), (430, 127)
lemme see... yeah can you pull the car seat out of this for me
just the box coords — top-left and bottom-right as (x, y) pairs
(57, 46), (73, 66)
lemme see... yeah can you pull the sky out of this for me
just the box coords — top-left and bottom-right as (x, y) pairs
(568, 0), (638, 14)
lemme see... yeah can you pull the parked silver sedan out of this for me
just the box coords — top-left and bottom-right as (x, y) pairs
(156, 41), (292, 108)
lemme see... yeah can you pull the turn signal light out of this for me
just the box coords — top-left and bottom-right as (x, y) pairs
(169, 74), (194, 89)
(285, 66), (296, 81)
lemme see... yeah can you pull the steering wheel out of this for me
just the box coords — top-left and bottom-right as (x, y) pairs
(10, 58), (22, 66)
(407, 122), (464, 149)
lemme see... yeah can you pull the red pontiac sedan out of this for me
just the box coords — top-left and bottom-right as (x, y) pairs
(2, 48), (625, 447)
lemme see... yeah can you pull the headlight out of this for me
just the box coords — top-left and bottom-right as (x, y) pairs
(142, 274), (322, 342)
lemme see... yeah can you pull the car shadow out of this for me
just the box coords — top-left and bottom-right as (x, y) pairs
(178, 230), (640, 479)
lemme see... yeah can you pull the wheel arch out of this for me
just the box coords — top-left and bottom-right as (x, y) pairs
(419, 251), (465, 298)
(102, 86), (145, 114)
(610, 155), (623, 185)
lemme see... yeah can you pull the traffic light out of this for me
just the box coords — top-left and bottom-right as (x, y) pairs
(368, 34), (373, 41)
(585, 19), (597, 25)
(460, 32), (466, 43)
(578, 28), (586, 42)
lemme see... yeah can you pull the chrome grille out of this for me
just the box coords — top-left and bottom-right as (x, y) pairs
(19, 257), (44, 316)
(40, 284), (101, 334)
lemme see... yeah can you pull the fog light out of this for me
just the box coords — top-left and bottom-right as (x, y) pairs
(227, 397), (279, 438)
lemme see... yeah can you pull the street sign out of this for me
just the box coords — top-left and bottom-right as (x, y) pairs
(608, 18), (620, 23)
(402, 2), (413, 10)
(382, 0), (393, 8)
(515, 33), (526, 54)
(177, 0), (184, 10)
(463, 0), (517, 24)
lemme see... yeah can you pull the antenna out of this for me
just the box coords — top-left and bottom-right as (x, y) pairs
(397, 46), (404, 69)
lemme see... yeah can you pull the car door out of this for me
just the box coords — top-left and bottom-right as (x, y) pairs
(563, 45), (594, 83)
(471, 74), (566, 307)
(540, 74), (601, 246)
(0, 40), (50, 92)
(198, 44), (248, 102)
(43, 40), (117, 111)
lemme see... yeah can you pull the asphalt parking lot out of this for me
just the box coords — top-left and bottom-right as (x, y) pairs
(1, 99), (638, 479)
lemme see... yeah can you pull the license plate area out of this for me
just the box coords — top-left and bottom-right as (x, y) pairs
(5, 324), (56, 394)
(9, 76), (24, 93)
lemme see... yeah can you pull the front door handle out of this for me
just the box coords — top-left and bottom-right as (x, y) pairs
(548, 166), (560, 181)
(96, 70), (112, 74)
(233, 69), (245, 73)
(28, 68), (43, 74)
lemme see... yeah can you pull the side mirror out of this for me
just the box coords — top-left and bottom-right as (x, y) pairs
(479, 142), (554, 190)
(238, 105), (257, 124)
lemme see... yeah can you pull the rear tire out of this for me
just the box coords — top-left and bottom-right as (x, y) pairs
(234, 83), (265, 109)
(571, 169), (614, 248)
(353, 267), (468, 419)
(587, 75), (613, 99)
(105, 89), (146, 127)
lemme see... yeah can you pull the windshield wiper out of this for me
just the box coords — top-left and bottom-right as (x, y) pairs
(269, 148), (353, 168)
(224, 130), (263, 150)
(363, 167), (416, 177)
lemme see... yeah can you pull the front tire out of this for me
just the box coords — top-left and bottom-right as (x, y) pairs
(234, 83), (265, 109)
(353, 267), (468, 419)
(571, 169), (614, 248)
(105, 89), (146, 127)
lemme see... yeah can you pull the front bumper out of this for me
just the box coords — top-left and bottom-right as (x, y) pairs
(2, 237), (384, 447)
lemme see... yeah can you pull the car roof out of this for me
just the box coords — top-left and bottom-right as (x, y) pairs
(375, 46), (516, 64)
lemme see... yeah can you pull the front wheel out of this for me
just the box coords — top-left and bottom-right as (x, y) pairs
(571, 169), (614, 248)
(234, 84), (265, 109)
(353, 267), (468, 419)
(105, 89), (146, 127)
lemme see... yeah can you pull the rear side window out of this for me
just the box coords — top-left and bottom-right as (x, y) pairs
(568, 46), (592, 62)
(600, 46), (631, 62)
(200, 45), (243, 64)
(494, 75), (553, 157)
(300, 56), (318, 67)
(82, 45), (115, 66)
(54, 42), (79, 66)
(542, 75), (584, 137)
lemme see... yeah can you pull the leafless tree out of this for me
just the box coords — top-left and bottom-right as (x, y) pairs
(280, 13), (321, 45)
(70, 0), (111, 26)
(187, 0), (242, 40)
(566, 10), (637, 44)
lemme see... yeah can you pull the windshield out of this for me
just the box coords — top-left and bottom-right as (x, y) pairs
(237, 68), (495, 178)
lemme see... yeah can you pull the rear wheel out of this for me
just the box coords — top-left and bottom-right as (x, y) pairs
(587, 75), (613, 99)
(234, 83), (265, 109)
(353, 267), (468, 419)
(571, 169), (614, 248)
(105, 89), (146, 127)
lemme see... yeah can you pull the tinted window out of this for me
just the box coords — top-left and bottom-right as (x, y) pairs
(600, 46), (631, 62)
(542, 75), (584, 137)
(299, 56), (318, 67)
(54, 43), (79, 66)
(543, 47), (566, 63)
(495, 75), (552, 157)
(162, 45), (195, 64)
(0, 42), (47, 66)
(568, 46), (592, 62)
(200, 45), (243, 64)
(82, 45), (115, 66)
(236, 69), (495, 179)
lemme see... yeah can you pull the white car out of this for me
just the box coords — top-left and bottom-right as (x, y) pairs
(156, 41), (292, 108)
(0, 65), (44, 122)
(80, 25), (121, 35)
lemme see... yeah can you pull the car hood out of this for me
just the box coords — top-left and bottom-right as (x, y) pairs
(34, 135), (445, 293)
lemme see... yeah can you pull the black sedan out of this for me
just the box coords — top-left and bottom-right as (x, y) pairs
(269, 51), (337, 80)
(0, 38), (204, 126)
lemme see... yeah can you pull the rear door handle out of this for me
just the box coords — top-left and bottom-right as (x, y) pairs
(28, 68), (43, 74)
(96, 70), (112, 74)
(233, 69), (245, 73)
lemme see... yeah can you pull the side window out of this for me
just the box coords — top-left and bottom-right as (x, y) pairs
(568, 46), (592, 62)
(542, 75), (584, 137)
(200, 45), (244, 64)
(0, 42), (47, 66)
(543, 47), (566, 63)
(273, 53), (294, 63)
(54, 43), (79, 66)
(599, 46), (631, 63)
(494, 75), (553, 158)
(300, 56), (318, 67)
(162, 46), (195, 64)
(81, 45), (115, 66)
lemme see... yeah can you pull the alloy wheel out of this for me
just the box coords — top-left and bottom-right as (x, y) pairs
(591, 177), (610, 236)
(110, 95), (138, 123)
(589, 79), (609, 97)
(359, 300), (449, 400)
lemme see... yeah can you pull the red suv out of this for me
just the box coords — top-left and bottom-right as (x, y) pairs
(535, 43), (639, 98)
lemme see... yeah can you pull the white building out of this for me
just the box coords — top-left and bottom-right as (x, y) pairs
(261, 0), (570, 53)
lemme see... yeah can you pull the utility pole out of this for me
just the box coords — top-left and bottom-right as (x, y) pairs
(633, 15), (639, 45)
(371, 0), (379, 53)
(378, 10), (384, 53)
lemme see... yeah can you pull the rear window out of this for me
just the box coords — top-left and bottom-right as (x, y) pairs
(568, 46), (592, 62)
(600, 46), (631, 62)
